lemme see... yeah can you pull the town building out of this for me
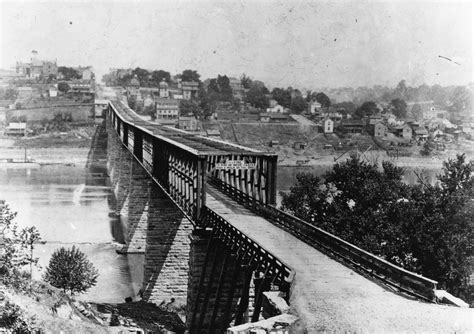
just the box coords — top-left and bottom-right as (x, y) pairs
(308, 101), (322, 115)
(266, 100), (285, 113)
(5, 122), (26, 136)
(206, 129), (221, 137)
(178, 116), (198, 131)
(339, 120), (365, 133)
(16, 57), (57, 79)
(391, 124), (412, 140)
(159, 79), (169, 98)
(126, 77), (140, 97)
(259, 112), (288, 123)
(323, 118), (334, 134)
(181, 81), (199, 100)
(228, 77), (244, 99)
(155, 98), (179, 124)
(368, 122), (387, 138)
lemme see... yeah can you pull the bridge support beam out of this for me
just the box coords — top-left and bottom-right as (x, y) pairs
(187, 230), (248, 333)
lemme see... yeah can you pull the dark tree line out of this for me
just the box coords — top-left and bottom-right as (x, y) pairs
(281, 154), (474, 301)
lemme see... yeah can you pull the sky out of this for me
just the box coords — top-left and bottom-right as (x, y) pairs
(0, 0), (472, 90)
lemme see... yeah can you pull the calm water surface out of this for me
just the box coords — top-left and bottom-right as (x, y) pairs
(0, 165), (143, 303)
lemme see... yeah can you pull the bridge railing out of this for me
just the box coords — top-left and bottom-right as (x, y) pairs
(206, 153), (278, 205)
(107, 101), (207, 222)
(209, 179), (439, 302)
(200, 206), (294, 287)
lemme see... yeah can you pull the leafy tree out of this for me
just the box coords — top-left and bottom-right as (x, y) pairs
(271, 88), (291, 108)
(280, 154), (474, 300)
(246, 84), (270, 109)
(180, 69), (201, 82)
(395, 80), (408, 100)
(314, 92), (331, 108)
(355, 101), (379, 119)
(0, 87), (17, 100)
(58, 66), (80, 81)
(19, 227), (41, 280)
(179, 99), (201, 117)
(0, 203), (41, 278)
(390, 98), (407, 118)
(333, 101), (356, 116)
(57, 82), (70, 93)
(290, 95), (307, 114)
(150, 70), (171, 86)
(420, 140), (434, 156)
(43, 246), (98, 295)
(240, 74), (252, 89)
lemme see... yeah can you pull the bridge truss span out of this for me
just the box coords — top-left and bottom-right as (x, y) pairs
(107, 99), (278, 223)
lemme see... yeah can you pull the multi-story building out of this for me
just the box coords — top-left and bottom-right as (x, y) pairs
(16, 58), (57, 79)
(181, 81), (199, 100)
(155, 98), (179, 124)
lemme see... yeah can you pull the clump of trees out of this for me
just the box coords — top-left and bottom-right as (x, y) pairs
(0, 203), (42, 282)
(281, 154), (474, 301)
(43, 246), (98, 295)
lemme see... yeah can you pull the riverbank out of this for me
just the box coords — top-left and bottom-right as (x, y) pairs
(0, 124), (96, 167)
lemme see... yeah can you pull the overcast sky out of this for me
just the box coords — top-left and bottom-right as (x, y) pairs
(1, 0), (472, 89)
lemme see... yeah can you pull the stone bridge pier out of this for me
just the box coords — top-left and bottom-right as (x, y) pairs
(106, 123), (193, 306)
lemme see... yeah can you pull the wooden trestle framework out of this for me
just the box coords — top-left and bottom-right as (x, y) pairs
(107, 100), (294, 331)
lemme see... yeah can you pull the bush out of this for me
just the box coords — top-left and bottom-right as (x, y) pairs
(43, 246), (98, 295)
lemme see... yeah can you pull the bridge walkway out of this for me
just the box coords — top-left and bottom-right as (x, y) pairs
(206, 186), (473, 333)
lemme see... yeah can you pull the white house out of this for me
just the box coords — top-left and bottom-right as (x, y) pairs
(308, 101), (322, 114)
(323, 118), (334, 134)
(266, 104), (285, 113)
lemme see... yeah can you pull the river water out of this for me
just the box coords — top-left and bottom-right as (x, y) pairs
(0, 165), (144, 303)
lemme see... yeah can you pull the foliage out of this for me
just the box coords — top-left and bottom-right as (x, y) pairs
(420, 140), (434, 156)
(290, 95), (307, 114)
(0, 87), (17, 100)
(314, 92), (331, 108)
(0, 203), (42, 277)
(151, 70), (171, 86)
(179, 99), (201, 117)
(333, 101), (356, 115)
(19, 226), (41, 279)
(43, 246), (99, 295)
(58, 66), (80, 81)
(281, 154), (474, 300)
(271, 88), (291, 108)
(207, 75), (233, 103)
(0, 301), (37, 332)
(246, 81), (270, 109)
(240, 74), (252, 89)
(58, 82), (71, 93)
(180, 69), (201, 83)
(390, 98), (407, 118)
(354, 101), (379, 119)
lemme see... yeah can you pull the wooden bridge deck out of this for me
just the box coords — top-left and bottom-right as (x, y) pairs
(206, 186), (473, 333)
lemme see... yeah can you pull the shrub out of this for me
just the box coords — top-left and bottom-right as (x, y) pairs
(43, 246), (98, 295)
